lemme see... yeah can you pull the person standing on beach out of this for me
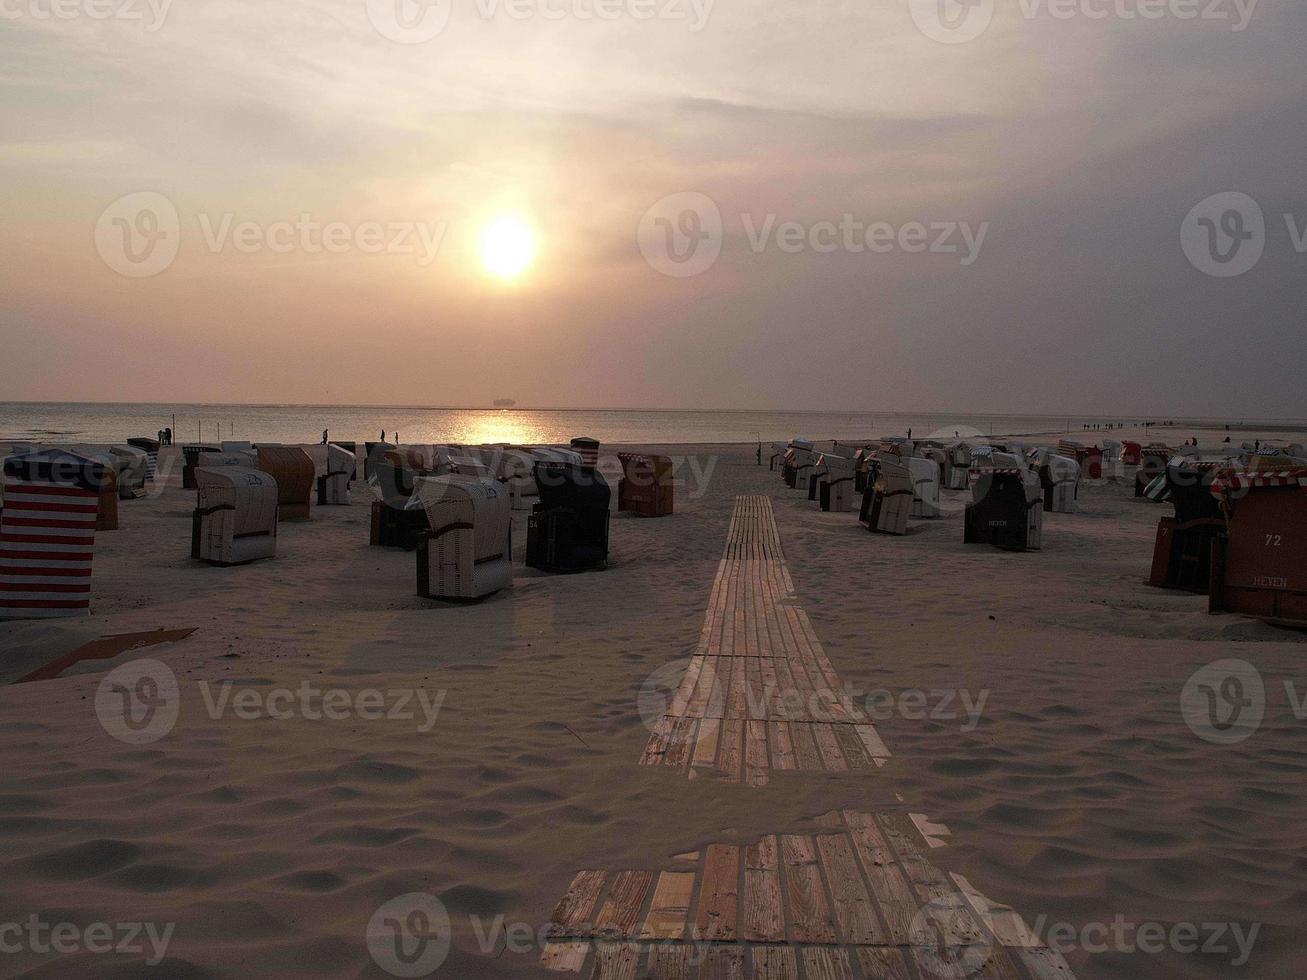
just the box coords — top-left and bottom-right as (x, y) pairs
(381, 430), (386, 443)
(322, 429), (328, 444)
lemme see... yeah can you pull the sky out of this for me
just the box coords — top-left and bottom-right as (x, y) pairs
(1, 0), (1304, 416)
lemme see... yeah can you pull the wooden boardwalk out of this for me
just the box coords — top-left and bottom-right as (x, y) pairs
(640, 496), (889, 785)
(541, 495), (1077, 978)
(541, 810), (1075, 979)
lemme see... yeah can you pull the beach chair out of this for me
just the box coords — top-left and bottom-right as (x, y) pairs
(964, 468), (1043, 551)
(106, 445), (150, 499)
(368, 460), (429, 550)
(946, 442), (974, 490)
(256, 447), (315, 521)
(906, 456), (941, 518)
(1120, 441), (1143, 466)
(617, 453), (675, 517)
(0, 449), (104, 619)
(527, 462), (611, 573)
(127, 437), (160, 484)
(315, 443), (355, 506)
(191, 466), (278, 566)
(1135, 445), (1173, 497)
(768, 442), (789, 472)
(412, 475), (513, 600)
(222, 441), (254, 453)
(182, 445), (223, 489)
(1059, 440), (1104, 479)
(815, 453), (857, 513)
(1148, 460), (1228, 593)
(859, 459), (913, 535)
(1038, 454), (1081, 514)
(569, 437), (600, 468)
(788, 441), (818, 493)
(1209, 468), (1307, 628)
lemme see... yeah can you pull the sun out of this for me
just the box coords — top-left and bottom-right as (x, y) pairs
(479, 215), (537, 281)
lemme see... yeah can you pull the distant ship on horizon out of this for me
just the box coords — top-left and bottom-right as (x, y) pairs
(493, 398), (517, 409)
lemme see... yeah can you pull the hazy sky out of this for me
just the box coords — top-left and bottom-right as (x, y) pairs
(2, 0), (1304, 415)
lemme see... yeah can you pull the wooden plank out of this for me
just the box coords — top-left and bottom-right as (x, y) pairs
(595, 871), (654, 939)
(854, 948), (912, 980)
(668, 656), (704, 716)
(743, 835), (783, 942)
(788, 723), (824, 771)
(717, 719), (744, 782)
(1017, 948), (1077, 980)
(799, 948), (855, 980)
(664, 717), (700, 769)
(695, 844), (740, 941)
(854, 725), (891, 759)
(540, 941), (589, 972)
(812, 723), (849, 771)
(692, 718), (721, 769)
(645, 944), (695, 980)
(640, 871), (696, 940)
(640, 717), (673, 766)
(590, 942), (640, 980)
(744, 720), (770, 787)
(550, 870), (607, 934)
(815, 833), (884, 945)
(833, 724), (873, 769)
(779, 835), (835, 943)
(844, 815), (918, 946)
(697, 946), (745, 980)
(768, 721), (796, 771)
(750, 946), (798, 980)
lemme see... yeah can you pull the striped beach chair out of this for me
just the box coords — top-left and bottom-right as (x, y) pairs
(1, 450), (103, 620)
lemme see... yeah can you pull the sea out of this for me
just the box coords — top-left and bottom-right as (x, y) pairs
(0, 403), (1298, 447)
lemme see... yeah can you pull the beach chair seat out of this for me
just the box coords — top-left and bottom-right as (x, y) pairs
(859, 459), (913, 535)
(964, 468), (1043, 551)
(182, 445), (224, 488)
(1148, 460), (1228, 593)
(0, 449), (104, 620)
(617, 453), (674, 517)
(412, 475), (512, 600)
(1038, 454), (1081, 514)
(527, 462), (610, 573)
(256, 447), (315, 522)
(367, 461), (428, 549)
(906, 456), (941, 518)
(815, 453), (857, 512)
(1209, 468), (1307, 628)
(191, 466), (277, 566)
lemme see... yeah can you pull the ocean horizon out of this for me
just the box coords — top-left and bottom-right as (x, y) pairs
(2, 401), (1303, 447)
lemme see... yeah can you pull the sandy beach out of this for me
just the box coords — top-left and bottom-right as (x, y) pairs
(0, 427), (1303, 979)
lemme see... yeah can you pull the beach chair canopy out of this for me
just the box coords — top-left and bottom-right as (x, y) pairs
(3, 447), (109, 492)
(195, 466), (278, 537)
(411, 475), (511, 567)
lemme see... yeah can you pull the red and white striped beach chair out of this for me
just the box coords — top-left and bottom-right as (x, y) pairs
(0, 450), (103, 620)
